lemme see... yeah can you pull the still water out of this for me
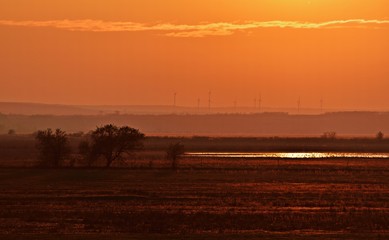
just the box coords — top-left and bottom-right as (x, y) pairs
(185, 152), (389, 159)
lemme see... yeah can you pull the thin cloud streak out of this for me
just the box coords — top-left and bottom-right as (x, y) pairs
(0, 19), (388, 37)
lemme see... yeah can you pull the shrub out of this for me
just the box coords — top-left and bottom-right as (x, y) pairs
(166, 142), (185, 170)
(7, 129), (16, 135)
(376, 131), (384, 140)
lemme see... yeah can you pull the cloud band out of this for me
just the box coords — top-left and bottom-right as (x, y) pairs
(0, 19), (388, 37)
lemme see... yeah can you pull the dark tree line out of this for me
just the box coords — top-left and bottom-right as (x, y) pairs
(36, 124), (145, 168)
(35, 124), (184, 169)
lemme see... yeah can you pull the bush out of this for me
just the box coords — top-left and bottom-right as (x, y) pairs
(7, 129), (16, 135)
(376, 131), (384, 140)
(166, 143), (185, 170)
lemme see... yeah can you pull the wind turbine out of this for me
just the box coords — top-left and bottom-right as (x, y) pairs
(208, 91), (212, 112)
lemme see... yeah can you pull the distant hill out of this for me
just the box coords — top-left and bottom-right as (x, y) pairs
(0, 102), (99, 115)
(0, 110), (389, 137)
(0, 102), (334, 116)
(0, 102), (188, 115)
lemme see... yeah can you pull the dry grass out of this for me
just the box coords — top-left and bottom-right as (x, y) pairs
(0, 164), (389, 239)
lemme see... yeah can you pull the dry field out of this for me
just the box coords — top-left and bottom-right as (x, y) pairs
(1, 160), (389, 239)
(1, 135), (389, 239)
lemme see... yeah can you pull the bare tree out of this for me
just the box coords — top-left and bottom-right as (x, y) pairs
(166, 142), (185, 170)
(80, 124), (145, 167)
(35, 128), (70, 167)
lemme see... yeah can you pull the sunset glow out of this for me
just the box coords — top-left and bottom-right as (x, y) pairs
(0, 0), (388, 110)
(2, 2), (389, 237)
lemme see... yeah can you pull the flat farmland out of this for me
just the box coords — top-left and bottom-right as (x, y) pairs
(1, 159), (389, 239)
(1, 135), (389, 239)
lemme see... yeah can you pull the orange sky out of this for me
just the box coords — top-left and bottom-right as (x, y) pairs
(0, 0), (388, 110)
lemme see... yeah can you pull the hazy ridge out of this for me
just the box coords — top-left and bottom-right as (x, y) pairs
(0, 102), (342, 115)
(0, 102), (388, 136)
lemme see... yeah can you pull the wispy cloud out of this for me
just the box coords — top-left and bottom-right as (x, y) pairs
(0, 19), (388, 37)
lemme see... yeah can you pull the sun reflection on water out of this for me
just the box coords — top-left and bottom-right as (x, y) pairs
(186, 152), (389, 159)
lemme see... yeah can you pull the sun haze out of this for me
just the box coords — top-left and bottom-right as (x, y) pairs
(0, 0), (388, 110)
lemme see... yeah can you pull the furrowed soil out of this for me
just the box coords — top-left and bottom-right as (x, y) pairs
(1, 161), (389, 239)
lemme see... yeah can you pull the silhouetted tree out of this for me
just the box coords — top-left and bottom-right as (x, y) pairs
(80, 124), (145, 167)
(166, 142), (185, 170)
(35, 128), (70, 167)
(376, 131), (384, 141)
